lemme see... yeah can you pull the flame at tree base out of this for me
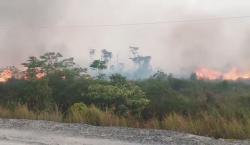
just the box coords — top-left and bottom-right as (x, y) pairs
(1, 66), (250, 83)
(0, 69), (13, 83)
(0, 68), (46, 83)
(195, 67), (250, 81)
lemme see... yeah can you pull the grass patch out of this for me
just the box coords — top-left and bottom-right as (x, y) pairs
(1, 104), (250, 139)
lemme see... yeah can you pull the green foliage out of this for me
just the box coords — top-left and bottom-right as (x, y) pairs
(22, 52), (86, 80)
(68, 103), (104, 125)
(22, 56), (44, 80)
(23, 80), (52, 111)
(3, 52), (250, 139)
(86, 83), (149, 117)
(109, 74), (127, 86)
(151, 70), (169, 80)
(69, 102), (87, 114)
(68, 102), (88, 123)
(0, 79), (53, 111)
(48, 76), (91, 112)
(84, 105), (103, 125)
(90, 60), (107, 70)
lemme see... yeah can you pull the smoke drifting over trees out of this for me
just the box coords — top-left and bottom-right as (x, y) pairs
(88, 47), (152, 79)
(0, 0), (250, 76)
(0, 0), (66, 67)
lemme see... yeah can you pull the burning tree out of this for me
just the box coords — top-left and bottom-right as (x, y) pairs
(22, 52), (87, 80)
(0, 66), (22, 83)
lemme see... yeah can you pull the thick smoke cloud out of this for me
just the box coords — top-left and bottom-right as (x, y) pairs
(0, 0), (250, 77)
(0, 0), (66, 67)
(165, 21), (250, 75)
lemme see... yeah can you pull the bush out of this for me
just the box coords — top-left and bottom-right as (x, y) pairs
(84, 105), (103, 125)
(67, 103), (128, 126)
(68, 103), (88, 123)
(86, 84), (149, 118)
(68, 103), (105, 125)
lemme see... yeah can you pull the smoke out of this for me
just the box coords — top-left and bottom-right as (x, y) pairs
(0, 0), (66, 67)
(0, 0), (250, 78)
(164, 21), (250, 76)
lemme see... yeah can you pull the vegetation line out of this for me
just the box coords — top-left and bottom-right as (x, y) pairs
(0, 52), (250, 139)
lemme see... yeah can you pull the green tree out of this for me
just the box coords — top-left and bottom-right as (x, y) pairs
(22, 56), (44, 80)
(86, 83), (149, 117)
(22, 80), (52, 111)
(109, 73), (127, 86)
(22, 52), (87, 80)
(151, 70), (169, 80)
(49, 76), (91, 112)
(90, 60), (107, 76)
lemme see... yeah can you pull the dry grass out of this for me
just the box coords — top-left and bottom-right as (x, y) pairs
(161, 112), (250, 139)
(66, 104), (128, 127)
(1, 105), (250, 139)
(0, 105), (63, 122)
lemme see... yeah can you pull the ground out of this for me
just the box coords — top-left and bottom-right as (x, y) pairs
(0, 119), (249, 145)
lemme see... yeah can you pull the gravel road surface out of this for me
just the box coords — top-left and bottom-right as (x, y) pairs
(0, 119), (249, 145)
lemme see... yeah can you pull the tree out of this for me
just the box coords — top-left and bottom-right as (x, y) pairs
(40, 52), (86, 79)
(0, 79), (28, 107)
(129, 46), (152, 79)
(86, 83), (149, 118)
(49, 76), (91, 112)
(151, 71), (169, 80)
(22, 79), (52, 111)
(109, 74), (127, 86)
(90, 60), (107, 71)
(90, 60), (107, 78)
(39, 52), (64, 73)
(22, 52), (87, 80)
(190, 73), (198, 81)
(101, 49), (112, 63)
(138, 74), (200, 119)
(22, 56), (44, 80)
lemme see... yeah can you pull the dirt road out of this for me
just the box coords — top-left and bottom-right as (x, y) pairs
(0, 119), (249, 145)
(0, 128), (140, 145)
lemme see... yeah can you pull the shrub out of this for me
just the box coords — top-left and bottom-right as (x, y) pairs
(84, 105), (103, 125)
(68, 103), (105, 125)
(68, 103), (88, 123)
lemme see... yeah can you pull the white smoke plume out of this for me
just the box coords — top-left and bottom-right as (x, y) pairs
(0, 0), (250, 77)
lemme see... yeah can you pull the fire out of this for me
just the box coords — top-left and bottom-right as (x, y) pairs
(195, 67), (222, 80)
(0, 69), (13, 82)
(0, 68), (47, 83)
(195, 67), (250, 81)
(36, 72), (46, 80)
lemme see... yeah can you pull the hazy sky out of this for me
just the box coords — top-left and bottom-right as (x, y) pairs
(1, 0), (250, 75)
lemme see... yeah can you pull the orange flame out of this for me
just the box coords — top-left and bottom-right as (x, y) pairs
(196, 67), (250, 81)
(36, 72), (46, 80)
(0, 69), (13, 82)
(0, 69), (47, 83)
(195, 67), (222, 80)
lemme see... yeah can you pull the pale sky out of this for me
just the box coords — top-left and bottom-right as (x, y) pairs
(1, 0), (250, 75)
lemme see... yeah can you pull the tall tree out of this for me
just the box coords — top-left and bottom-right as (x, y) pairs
(22, 52), (86, 80)
(90, 60), (107, 78)
(22, 56), (44, 80)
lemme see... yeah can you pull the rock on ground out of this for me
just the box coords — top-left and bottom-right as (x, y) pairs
(0, 119), (249, 145)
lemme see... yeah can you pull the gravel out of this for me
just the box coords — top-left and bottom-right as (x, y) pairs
(0, 119), (249, 145)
